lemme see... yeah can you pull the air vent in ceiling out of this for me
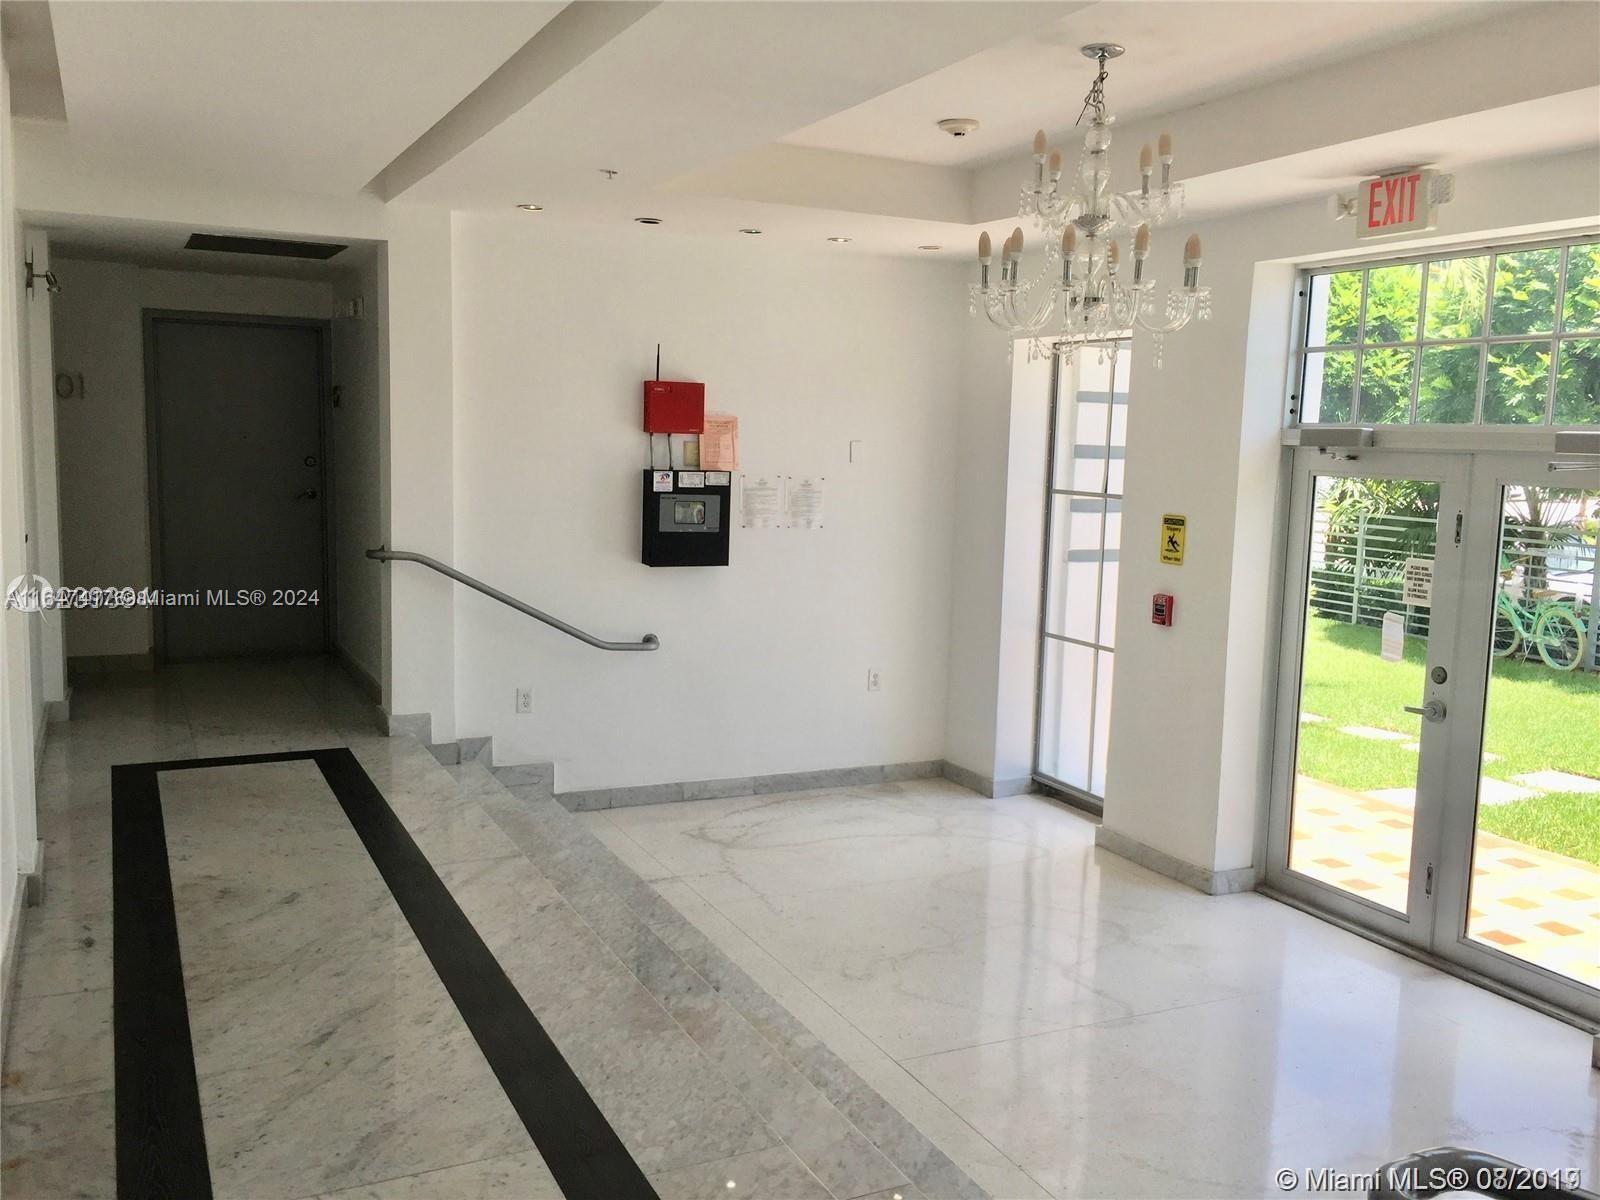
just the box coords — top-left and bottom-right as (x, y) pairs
(184, 233), (348, 260)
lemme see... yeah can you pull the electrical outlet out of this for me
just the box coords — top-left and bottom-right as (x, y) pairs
(515, 687), (532, 714)
(866, 668), (882, 692)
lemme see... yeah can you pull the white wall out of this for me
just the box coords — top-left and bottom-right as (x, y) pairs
(329, 254), (384, 691)
(49, 258), (332, 658)
(941, 340), (1049, 792)
(1, 50), (42, 1040)
(23, 232), (65, 715)
(450, 214), (963, 789)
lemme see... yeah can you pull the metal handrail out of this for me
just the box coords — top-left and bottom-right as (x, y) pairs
(367, 548), (659, 652)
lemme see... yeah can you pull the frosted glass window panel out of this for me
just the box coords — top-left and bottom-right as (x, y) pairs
(1090, 652), (1115, 795)
(1098, 500), (1122, 645)
(1042, 498), (1106, 642)
(1037, 639), (1095, 792)
(1068, 397), (1110, 492)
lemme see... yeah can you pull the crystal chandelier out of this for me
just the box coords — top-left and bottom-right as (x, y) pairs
(971, 43), (1211, 365)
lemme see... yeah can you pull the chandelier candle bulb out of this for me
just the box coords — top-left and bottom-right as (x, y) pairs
(1133, 223), (1150, 283)
(1107, 239), (1120, 271)
(1033, 129), (1047, 158)
(1158, 131), (1173, 188)
(1033, 129), (1048, 185)
(1183, 233), (1202, 288)
(1061, 225), (1076, 284)
(1048, 150), (1063, 182)
(1139, 143), (1153, 197)
(978, 232), (992, 288)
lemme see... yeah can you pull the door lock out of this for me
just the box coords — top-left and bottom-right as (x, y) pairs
(1404, 699), (1446, 723)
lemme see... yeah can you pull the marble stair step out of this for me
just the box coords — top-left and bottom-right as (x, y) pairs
(448, 758), (984, 1200)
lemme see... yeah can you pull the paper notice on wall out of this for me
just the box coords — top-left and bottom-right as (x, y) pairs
(1402, 557), (1433, 607)
(1381, 611), (1406, 662)
(740, 474), (784, 528)
(700, 415), (739, 470)
(787, 476), (825, 529)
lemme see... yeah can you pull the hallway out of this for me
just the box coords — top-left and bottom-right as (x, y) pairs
(3, 661), (1595, 1199)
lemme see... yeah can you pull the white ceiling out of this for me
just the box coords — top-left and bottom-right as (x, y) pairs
(783, 1), (1504, 168)
(44, 214), (376, 280)
(395, 2), (1079, 208)
(12, 0), (1598, 259)
(46, 0), (564, 193)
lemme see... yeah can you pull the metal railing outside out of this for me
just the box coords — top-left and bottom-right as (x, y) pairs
(1308, 512), (1598, 670)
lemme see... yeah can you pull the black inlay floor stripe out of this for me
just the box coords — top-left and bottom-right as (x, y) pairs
(111, 762), (214, 1200)
(112, 747), (658, 1200)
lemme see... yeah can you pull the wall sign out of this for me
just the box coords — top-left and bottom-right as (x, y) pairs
(1159, 514), (1187, 565)
(787, 476), (825, 530)
(740, 475), (784, 528)
(1358, 168), (1438, 239)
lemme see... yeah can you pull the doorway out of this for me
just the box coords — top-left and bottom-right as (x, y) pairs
(1266, 447), (1599, 1019)
(145, 312), (331, 660)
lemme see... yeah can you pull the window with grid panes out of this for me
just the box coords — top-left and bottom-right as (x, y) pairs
(1297, 238), (1600, 428)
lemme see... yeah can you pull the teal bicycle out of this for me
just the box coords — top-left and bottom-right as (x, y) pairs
(1492, 566), (1589, 671)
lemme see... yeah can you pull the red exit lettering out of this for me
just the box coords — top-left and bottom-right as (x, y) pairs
(1364, 172), (1422, 230)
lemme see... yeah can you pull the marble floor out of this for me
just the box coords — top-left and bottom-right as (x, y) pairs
(588, 787), (1600, 1199)
(1, 660), (980, 1200)
(3, 659), (1596, 1200)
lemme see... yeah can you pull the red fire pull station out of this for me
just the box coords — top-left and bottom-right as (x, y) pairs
(1151, 593), (1175, 626)
(643, 380), (705, 434)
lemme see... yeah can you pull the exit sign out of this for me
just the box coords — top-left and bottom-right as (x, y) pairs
(1358, 168), (1438, 239)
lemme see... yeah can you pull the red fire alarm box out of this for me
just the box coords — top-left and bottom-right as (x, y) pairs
(1151, 593), (1175, 626)
(643, 380), (705, 434)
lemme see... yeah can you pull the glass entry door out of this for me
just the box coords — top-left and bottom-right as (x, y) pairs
(1268, 449), (1600, 1020)
(1267, 452), (1469, 947)
(1432, 454), (1599, 1015)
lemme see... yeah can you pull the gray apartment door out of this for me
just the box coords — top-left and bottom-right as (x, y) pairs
(148, 315), (327, 659)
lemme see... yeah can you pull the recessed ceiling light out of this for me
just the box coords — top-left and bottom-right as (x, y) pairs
(827, 236), (852, 244)
(739, 228), (762, 235)
(918, 244), (943, 251)
(635, 217), (663, 225)
(515, 203), (543, 212)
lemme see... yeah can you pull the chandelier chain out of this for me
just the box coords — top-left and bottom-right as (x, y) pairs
(1075, 51), (1109, 127)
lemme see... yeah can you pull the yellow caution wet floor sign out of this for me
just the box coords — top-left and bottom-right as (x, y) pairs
(1160, 514), (1186, 565)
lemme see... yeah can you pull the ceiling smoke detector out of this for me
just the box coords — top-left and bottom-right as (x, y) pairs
(937, 118), (980, 139)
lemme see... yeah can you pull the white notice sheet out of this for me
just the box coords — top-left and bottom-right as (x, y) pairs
(786, 476), (825, 529)
(741, 475), (784, 528)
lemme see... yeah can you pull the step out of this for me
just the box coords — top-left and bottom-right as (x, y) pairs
(443, 757), (987, 1200)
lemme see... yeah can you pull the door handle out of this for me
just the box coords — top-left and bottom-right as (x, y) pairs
(295, 488), (320, 500)
(1404, 699), (1446, 723)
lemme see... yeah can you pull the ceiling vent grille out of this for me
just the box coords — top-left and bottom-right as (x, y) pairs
(184, 233), (347, 260)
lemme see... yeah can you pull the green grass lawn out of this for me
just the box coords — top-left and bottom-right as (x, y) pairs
(1297, 618), (1600, 864)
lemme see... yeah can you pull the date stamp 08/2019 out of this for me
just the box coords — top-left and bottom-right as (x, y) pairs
(1275, 1164), (1588, 1195)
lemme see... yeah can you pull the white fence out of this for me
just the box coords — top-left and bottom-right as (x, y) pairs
(1308, 510), (1599, 671)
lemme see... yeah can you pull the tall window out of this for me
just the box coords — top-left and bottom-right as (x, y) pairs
(1297, 237), (1600, 427)
(1036, 342), (1128, 804)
